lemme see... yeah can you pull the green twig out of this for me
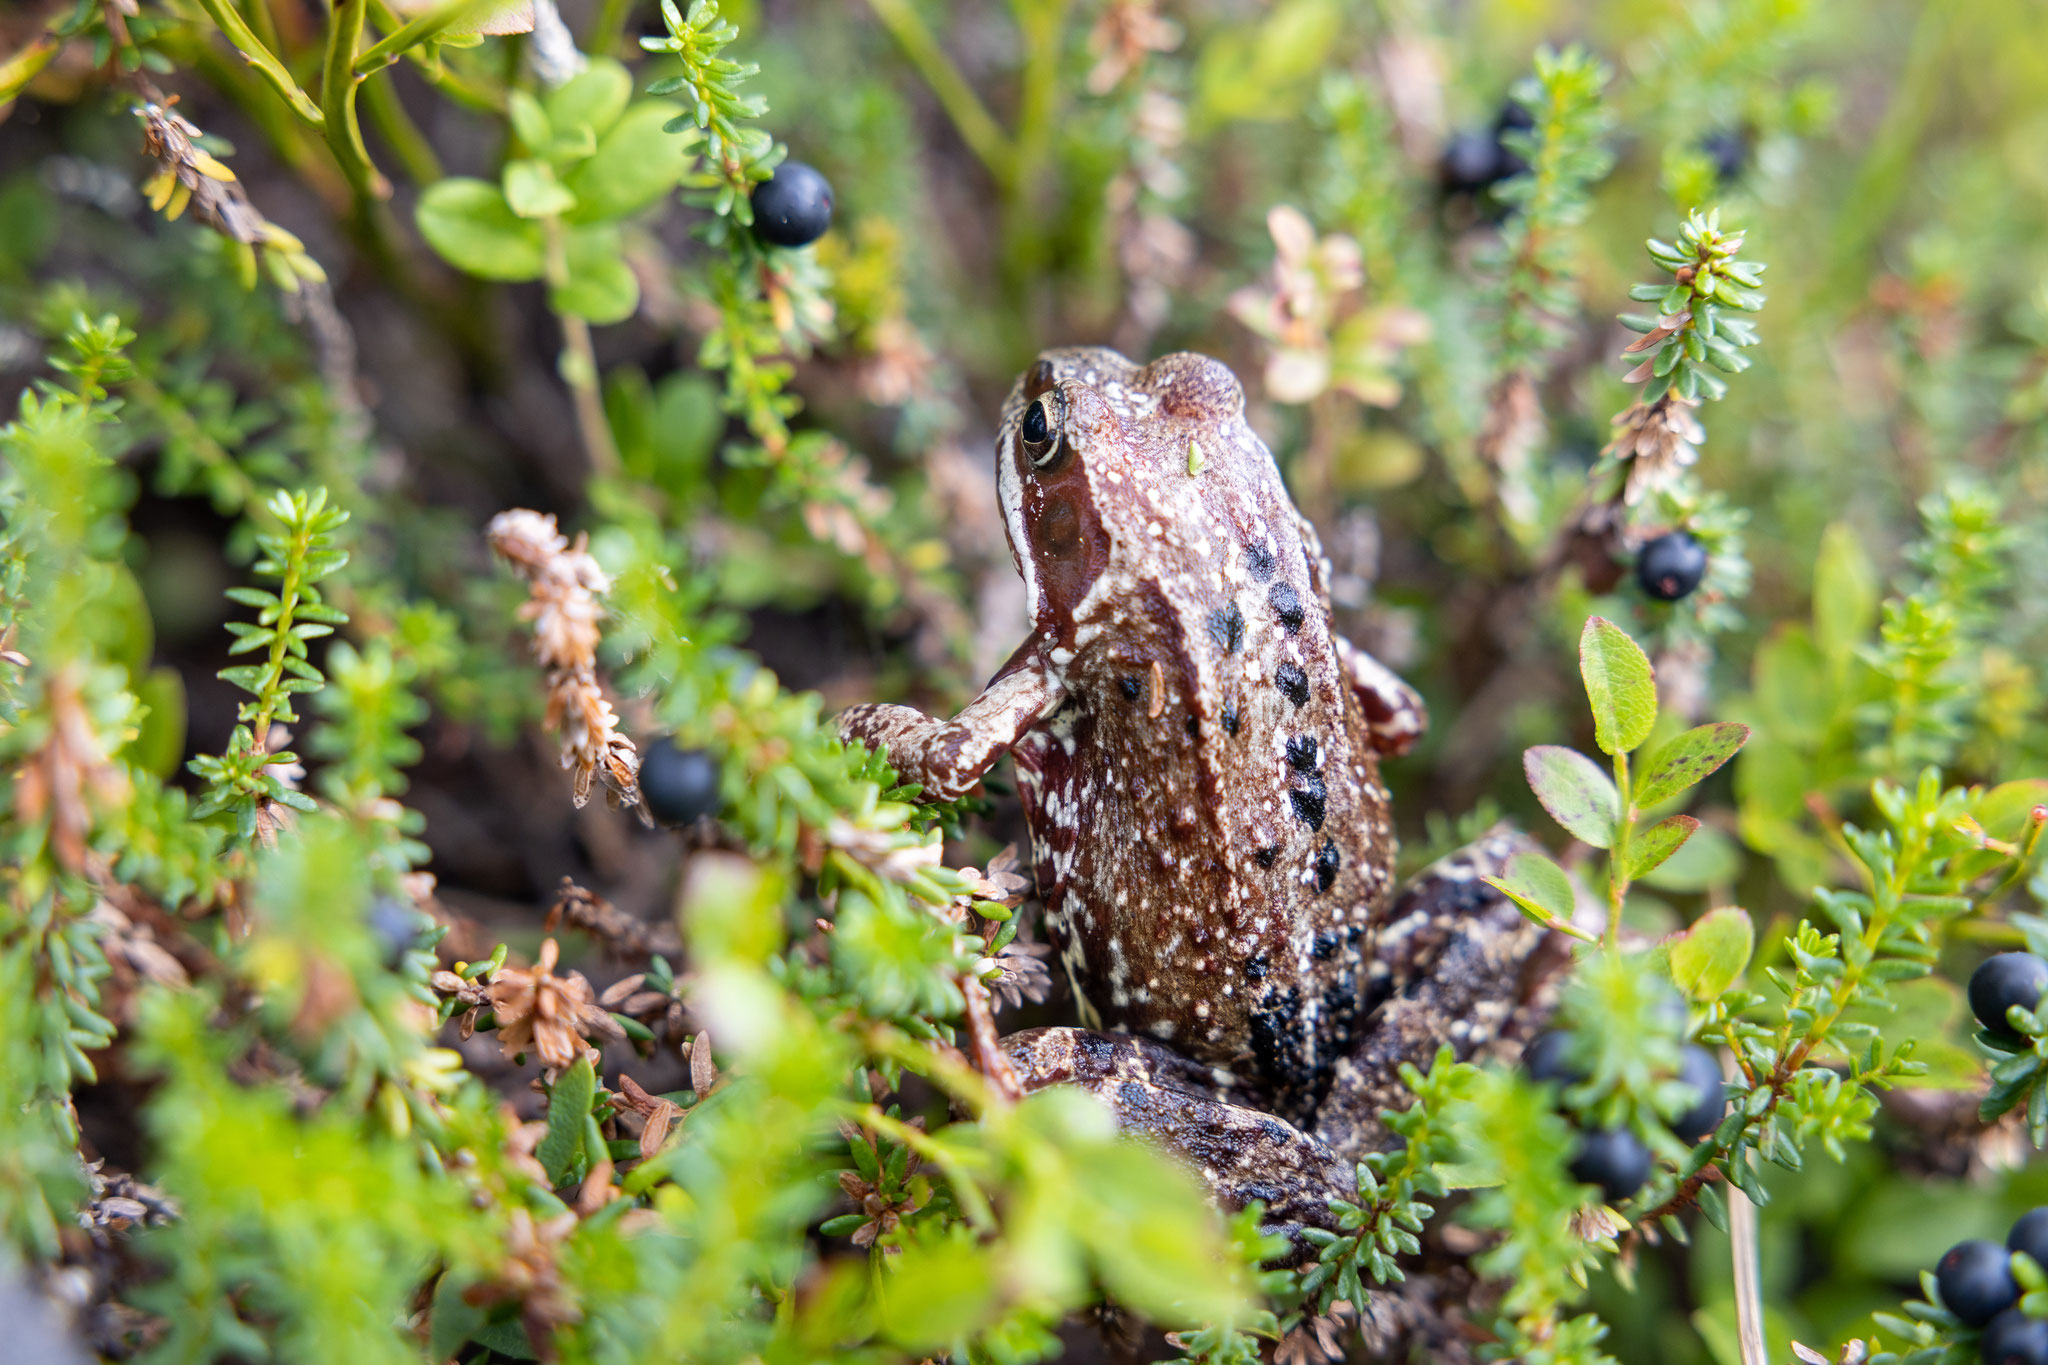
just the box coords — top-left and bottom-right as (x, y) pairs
(542, 218), (621, 477)
(321, 0), (392, 199)
(355, 0), (500, 73)
(191, 0), (327, 124)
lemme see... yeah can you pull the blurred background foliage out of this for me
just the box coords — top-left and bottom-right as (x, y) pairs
(4, 0), (2048, 1361)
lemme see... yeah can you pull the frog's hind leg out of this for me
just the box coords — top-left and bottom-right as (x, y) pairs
(1314, 825), (1574, 1163)
(998, 1026), (1355, 1248)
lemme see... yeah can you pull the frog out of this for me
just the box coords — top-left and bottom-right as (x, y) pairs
(838, 347), (1567, 1255)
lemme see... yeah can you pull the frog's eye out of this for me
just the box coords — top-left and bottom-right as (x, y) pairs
(1020, 398), (1066, 471)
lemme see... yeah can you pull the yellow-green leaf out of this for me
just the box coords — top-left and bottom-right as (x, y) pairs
(1523, 745), (1620, 848)
(1627, 813), (1698, 881)
(1668, 906), (1754, 1002)
(1580, 615), (1657, 756)
(1635, 722), (1750, 810)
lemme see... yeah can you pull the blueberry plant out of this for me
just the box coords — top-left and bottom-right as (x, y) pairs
(3, 3), (2048, 1365)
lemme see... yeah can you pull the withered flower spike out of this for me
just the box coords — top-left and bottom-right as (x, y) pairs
(488, 510), (640, 810)
(488, 938), (625, 1071)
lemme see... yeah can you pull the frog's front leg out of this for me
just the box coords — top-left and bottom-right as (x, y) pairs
(1333, 634), (1428, 759)
(837, 655), (1066, 800)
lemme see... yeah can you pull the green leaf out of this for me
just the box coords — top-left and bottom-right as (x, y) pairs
(1579, 616), (1657, 756)
(416, 178), (545, 281)
(507, 88), (551, 153)
(428, 1273), (486, 1363)
(1669, 906), (1755, 1002)
(1813, 521), (1877, 676)
(538, 1055), (596, 1186)
(1626, 813), (1698, 880)
(565, 101), (692, 223)
(550, 225), (638, 323)
(1641, 821), (1742, 893)
(543, 57), (631, 144)
(1522, 745), (1619, 848)
(1634, 723), (1751, 810)
(1482, 851), (1596, 942)
(503, 159), (577, 219)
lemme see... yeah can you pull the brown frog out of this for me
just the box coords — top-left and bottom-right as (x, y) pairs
(840, 348), (1562, 1247)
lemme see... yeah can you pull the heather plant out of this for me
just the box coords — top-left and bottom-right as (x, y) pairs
(3, 3), (2048, 1364)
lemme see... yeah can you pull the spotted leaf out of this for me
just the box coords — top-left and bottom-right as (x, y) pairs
(1523, 745), (1620, 849)
(1634, 722), (1750, 810)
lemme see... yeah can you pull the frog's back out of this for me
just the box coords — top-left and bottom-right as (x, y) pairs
(1005, 349), (1395, 1108)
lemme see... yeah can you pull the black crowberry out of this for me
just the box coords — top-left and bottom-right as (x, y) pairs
(640, 738), (722, 826)
(1971, 953), (2048, 1041)
(750, 161), (834, 248)
(1982, 1308), (2048, 1365)
(1441, 131), (1504, 194)
(1670, 1044), (1727, 1143)
(1568, 1127), (1653, 1203)
(1700, 129), (1750, 185)
(1636, 531), (1710, 602)
(2009, 1207), (2048, 1269)
(1523, 1030), (1583, 1087)
(1937, 1239), (2021, 1327)
(368, 896), (425, 968)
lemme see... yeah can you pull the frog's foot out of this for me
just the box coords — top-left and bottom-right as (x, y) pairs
(998, 1026), (1352, 1249)
(836, 664), (1064, 802)
(1314, 825), (1574, 1162)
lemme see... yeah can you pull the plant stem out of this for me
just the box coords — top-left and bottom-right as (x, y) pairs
(191, 0), (327, 124)
(542, 218), (621, 478)
(1606, 750), (1632, 950)
(587, 0), (634, 59)
(862, 0), (1013, 180)
(321, 0), (392, 199)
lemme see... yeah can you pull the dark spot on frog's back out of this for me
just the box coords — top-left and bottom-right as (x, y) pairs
(1077, 1032), (1118, 1069)
(1289, 777), (1326, 831)
(1314, 839), (1340, 893)
(1275, 661), (1309, 707)
(1208, 601), (1245, 654)
(1286, 734), (1318, 771)
(1244, 543), (1276, 583)
(1221, 696), (1241, 736)
(1254, 845), (1278, 868)
(1269, 580), (1305, 634)
(1118, 674), (1142, 702)
(1118, 1080), (1153, 1113)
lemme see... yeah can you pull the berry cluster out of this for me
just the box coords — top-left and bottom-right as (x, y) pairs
(1523, 1030), (1725, 1201)
(1933, 1214), (2048, 1365)
(1972, 952), (2048, 1043)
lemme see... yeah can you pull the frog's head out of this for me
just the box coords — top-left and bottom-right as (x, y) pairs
(997, 347), (1252, 640)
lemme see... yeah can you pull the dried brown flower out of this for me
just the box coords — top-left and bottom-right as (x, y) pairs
(1085, 0), (1181, 94)
(487, 510), (639, 809)
(13, 666), (129, 873)
(1604, 393), (1704, 505)
(1269, 1301), (1357, 1365)
(612, 1074), (683, 1160)
(547, 877), (676, 959)
(1228, 206), (1429, 406)
(485, 938), (625, 1071)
